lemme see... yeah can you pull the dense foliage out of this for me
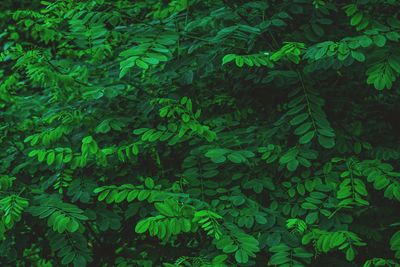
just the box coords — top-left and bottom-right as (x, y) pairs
(1, 0), (400, 266)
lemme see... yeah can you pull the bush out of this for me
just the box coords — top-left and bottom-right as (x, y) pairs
(1, 0), (400, 266)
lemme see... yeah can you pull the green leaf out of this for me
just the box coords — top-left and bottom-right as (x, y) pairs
(144, 178), (155, 189)
(280, 149), (298, 164)
(182, 114), (190, 122)
(346, 247), (355, 261)
(299, 130), (315, 144)
(47, 151), (55, 165)
(350, 13), (363, 26)
(318, 135), (335, 149)
(228, 152), (246, 164)
(235, 249), (249, 263)
(136, 59), (149, 69)
(290, 113), (309, 126)
(82, 136), (93, 144)
(294, 122), (313, 135)
(351, 51), (365, 62)
(223, 244), (238, 253)
(235, 57), (244, 67)
(135, 219), (150, 234)
(287, 159), (299, 171)
(270, 252), (290, 265)
(305, 212), (318, 224)
(154, 202), (174, 216)
(222, 54), (236, 65)
(373, 35), (386, 47)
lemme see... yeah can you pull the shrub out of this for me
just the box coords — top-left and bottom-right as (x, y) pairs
(1, 0), (400, 266)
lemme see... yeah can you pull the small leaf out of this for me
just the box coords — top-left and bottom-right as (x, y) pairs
(235, 249), (249, 264)
(299, 131), (315, 144)
(373, 35), (386, 47)
(290, 113), (309, 126)
(47, 151), (55, 166)
(287, 159), (299, 172)
(135, 219), (150, 234)
(222, 54), (236, 65)
(318, 135), (335, 149)
(351, 51), (365, 62)
(350, 13), (363, 26)
(294, 122), (313, 135)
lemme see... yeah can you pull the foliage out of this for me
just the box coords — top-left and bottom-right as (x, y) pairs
(1, 0), (400, 266)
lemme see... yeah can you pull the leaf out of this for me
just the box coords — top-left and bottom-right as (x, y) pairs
(305, 212), (318, 224)
(294, 122), (313, 135)
(280, 149), (298, 164)
(318, 135), (335, 149)
(73, 255), (87, 267)
(205, 149), (229, 158)
(154, 202), (174, 216)
(270, 252), (290, 265)
(350, 13), (363, 26)
(47, 151), (55, 165)
(182, 114), (190, 122)
(388, 57), (400, 73)
(136, 59), (149, 69)
(228, 153), (246, 164)
(223, 244), (238, 253)
(287, 159), (299, 171)
(290, 113), (309, 126)
(235, 249), (249, 263)
(144, 178), (155, 189)
(235, 57), (244, 67)
(299, 130), (315, 144)
(67, 220), (80, 232)
(373, 35), (386, 47)
(346, 247), (355, 261)
(222, 54), (236, 65)
(301, 202), (318, 210)
(133, 128), (149, 135)
(351, 51), (365, 62)
(82, 136), (93, 144)
(135, 219), (150, 234)
(61, 252), (75, 265)
(210, 156), (226, 163)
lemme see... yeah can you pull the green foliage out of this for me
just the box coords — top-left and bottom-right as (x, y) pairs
(222, 53), (274, 68)
(391, 231), (400, 259)
(302, 229), (366, 261)
(269, 244), (313, 266)
(0, 195), (29, 231)
(1, 0), (400, 266)
(29, 197), (88, 233)
(48, 231), (92, 267)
